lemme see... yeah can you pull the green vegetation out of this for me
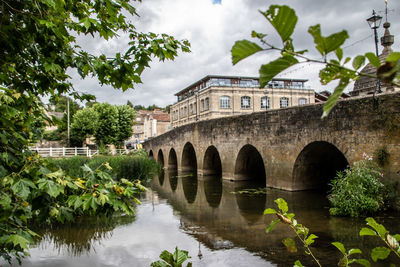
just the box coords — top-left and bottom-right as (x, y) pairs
(374, 146), (391, 167)
(151, 247), (192, 267)
(1, 0), (189, 262)
(265, 198), (400, 266)
(328, 156), (386, 217)
(50, 152), (160, 182)
(231, 4), (400, 117)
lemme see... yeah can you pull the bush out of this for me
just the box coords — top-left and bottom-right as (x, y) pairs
(51, 152), (159, 181)
(328, 155), (385, 217)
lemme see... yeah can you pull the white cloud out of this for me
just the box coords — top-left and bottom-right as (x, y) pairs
(70, 0), (400, 106)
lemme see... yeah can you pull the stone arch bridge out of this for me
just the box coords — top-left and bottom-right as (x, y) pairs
(143, 93), (400, 191)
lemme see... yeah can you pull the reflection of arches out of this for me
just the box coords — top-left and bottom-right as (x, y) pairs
(203, 175), (222, 208)
(234, 181), (266, 224)
(203, 146), (222, 175)
(293, 141), (349, 191)
(158, 170), (165, 186)
(149, 150), (154, 158)
(181, 142), (197, 172)
(168, 148), (178, 171)
(168, 170), (178, 192)
(157, 149), (165, 168)
(234, 145), (266, 186)
(182, 174), (197, 204)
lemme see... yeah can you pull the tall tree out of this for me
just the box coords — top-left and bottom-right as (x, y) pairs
(93, 103), (118, 146)
(116, 105), (136, 148)
(70, 108), (99, 146)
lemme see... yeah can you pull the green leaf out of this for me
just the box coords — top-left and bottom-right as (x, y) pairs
(274, 198), (288, 213)
(173, 247), (190, 265)
(293, 260), (305, 267)
(231, 40), (263, 65)
(348, 248), (362, 255)
(150, 260), (169, 267)
(260, 5), (297, 42)
(386, 52), (400, 62)
(332, 242), (346, 255)
(365, 52), (381, 68)
(98, 193), (109, 206)
(335, 48), (343, 61)
(308, 24), (349, 56)
(353, 259), (371, 267)
(305, 234), (318, 246)
(7, 234), (30, 250)
(359, 227), (377, 236)
(353, 55), (366, 70)
(159, 250), (174, 264)
(365, 217), (388, 238)
(266, 218), (280, 233)
(282, 237), (297, 253)
(322, 77), (350, 118)
(263, 208), (277, 215)
(371, 247), (390, 262)
(11, 179), (36, 199)
(259, 56), (298, 87)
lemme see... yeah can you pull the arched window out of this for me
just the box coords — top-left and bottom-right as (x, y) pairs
(261, 96), (270, 109)
(299, 98), (307, 106)
(205, 98), (209, 110)
(280, 97), (289, 108)
(241, 96), (251, 109)
(220, 96), (231, 109)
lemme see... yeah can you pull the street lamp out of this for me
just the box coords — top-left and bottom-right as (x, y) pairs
(366, 10), (383, 94)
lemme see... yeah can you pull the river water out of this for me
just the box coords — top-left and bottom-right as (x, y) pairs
(2, 170), (400, 266)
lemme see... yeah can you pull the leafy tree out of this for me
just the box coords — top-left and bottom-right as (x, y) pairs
(0, 0), (189, 262)
(115, 105), (135, 148)
(93, 103), (119, 146)
(134, 104), (146, 111)
(126, 100), (134, 108)
(70, 108), (99, 146)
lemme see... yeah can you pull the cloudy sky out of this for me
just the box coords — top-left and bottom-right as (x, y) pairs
(70, 0), (400, 107)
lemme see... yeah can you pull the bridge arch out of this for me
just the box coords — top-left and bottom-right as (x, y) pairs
(168, 148), (178, 171)
(149, 150), (154, 159)
(292, 141), (349, 191)
(181, 142), (197, 172)
(157, 149), (165, 168)
(234, 144), (266, 185)
(203, 145), (222, 175)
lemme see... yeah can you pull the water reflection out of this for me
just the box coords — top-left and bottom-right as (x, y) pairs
(33, 215), (136, 257)
(158, 170), (165, 186)
(181, 172), (198, 204)
(202, 175), (222, 208)
(168, 170), (178, 192)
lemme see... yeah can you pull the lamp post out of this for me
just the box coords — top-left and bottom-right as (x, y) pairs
(366, 10), (383, 94)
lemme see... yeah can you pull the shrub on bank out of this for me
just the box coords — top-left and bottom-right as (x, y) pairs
(328, 154), (385, 217)
(50, 151), (159, 181)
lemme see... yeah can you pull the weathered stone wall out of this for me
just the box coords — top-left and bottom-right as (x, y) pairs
(144, 92), (400, 191)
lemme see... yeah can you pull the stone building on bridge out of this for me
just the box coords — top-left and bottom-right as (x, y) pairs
(170, 75), (315, 128)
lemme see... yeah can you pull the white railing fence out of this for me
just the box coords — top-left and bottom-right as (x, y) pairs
(29, 147), (131, 158)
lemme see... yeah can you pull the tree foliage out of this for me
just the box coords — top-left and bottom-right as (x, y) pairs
(115, 105), (136, 147)
(70, 108), (99, 146)
(0, 0), (190, 262)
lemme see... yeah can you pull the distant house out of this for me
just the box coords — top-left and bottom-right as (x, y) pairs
(314, 91), (350, 103)
(130, 109), (171, 143)
(170, 75), (315, 128)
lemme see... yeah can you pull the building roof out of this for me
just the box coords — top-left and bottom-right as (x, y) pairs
(151, 113), (170, 122)
(174, 75), (309, 96)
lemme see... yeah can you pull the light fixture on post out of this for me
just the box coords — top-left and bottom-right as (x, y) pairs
(366, 10), (383, 94)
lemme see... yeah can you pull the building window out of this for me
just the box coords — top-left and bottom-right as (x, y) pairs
(190, 104), (193, 115)
(299, 98), (307, 106)
(261, 96), (270, 109)
(205, 98), (209, 111)
(184, 106), (187, 117)
(220, 96), (231, 109)
(201, 99), (205, 112)
(280, 97), (289, 108)
(241, 96), (251, 109)
(194, 102), (197, 114)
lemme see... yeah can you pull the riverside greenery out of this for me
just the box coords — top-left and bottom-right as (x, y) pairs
(0, 0), (189, 263)
(49, 152), (160, 182)
(328, 156), (386, 217)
